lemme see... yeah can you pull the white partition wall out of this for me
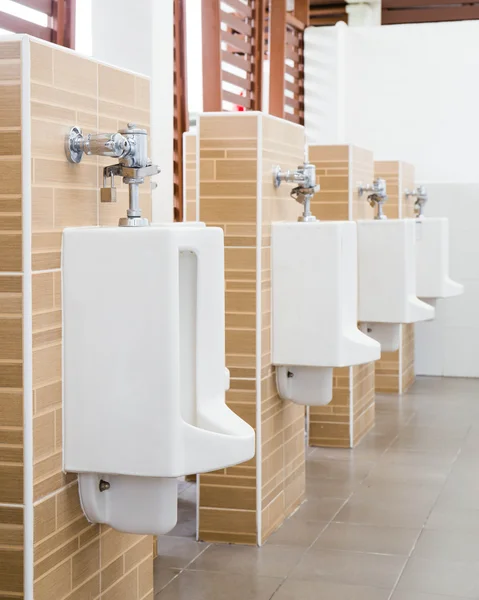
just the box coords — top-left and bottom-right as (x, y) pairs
(305, 21), (479, 377)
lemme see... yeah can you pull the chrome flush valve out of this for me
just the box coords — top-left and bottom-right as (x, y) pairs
(405, 185), (428, 218)
(359, 178), (388, 220)
(273, 161), (320, 222)
(65, 123), (160, 227)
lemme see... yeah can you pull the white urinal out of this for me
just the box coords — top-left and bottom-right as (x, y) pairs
(415, 217), (464, 304)
(272, 221), (381, 406)
(357, 219), (435, 352)
(62, 222), (255, 535)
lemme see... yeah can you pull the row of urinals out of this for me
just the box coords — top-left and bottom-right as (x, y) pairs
(272, 216), (462, 406)
(62, 202), (462, 538)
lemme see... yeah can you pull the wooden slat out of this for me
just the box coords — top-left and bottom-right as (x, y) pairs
(0, 10), (52, 39)
(382, 4), (479, 22)
(269, 0), (287, 118)
(221, 29), (252, 54)
(285, 95), (302, 110)
(285, 112), (302, 124)
(174, 0), (189, 222)
(285, 63), (297, 78)
(63, 0), (76, 48)
(222, 49), (252, 73)
(286, 30), (299, 46)
(223, 89), (252, 109)
(285, 79), (301, 94)
(221, 10), (253, 36)
(55, 0), (65, 46)
(294, 0), (310, 24)
(285, 45), (300, 62)
(202, 0), (223, 111)
(286, 12), (306, 30)
(251, 0), (265, 111)
(222, 69), (252, 91)
(222, 0), (253, 18)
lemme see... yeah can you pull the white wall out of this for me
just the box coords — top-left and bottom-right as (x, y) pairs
(90, 0), (174, 222)
(305, 21), (479, 377)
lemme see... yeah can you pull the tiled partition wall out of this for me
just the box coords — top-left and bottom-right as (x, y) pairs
(374, 161), (416, 394)
(0, 36), (153, 600)
(183, 131), (197, 222)
(307, 145), (376, 448)
(196, 113), (305, 545)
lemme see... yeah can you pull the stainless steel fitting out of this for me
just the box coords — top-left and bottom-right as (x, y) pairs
(65, 123), (160, 227)
(273, 161), (320, 222)
(405, 185), (428, 218)
(358, 178), (388, 220)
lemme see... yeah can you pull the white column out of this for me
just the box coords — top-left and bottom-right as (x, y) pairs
(304, 22), (347, 145)
(90, 0), (174, 222)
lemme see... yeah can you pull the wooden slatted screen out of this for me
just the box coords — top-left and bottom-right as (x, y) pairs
(309, 0), (348, 25)
(0, 0), (75, 48)
(174, 0), (188, 221)
(202, 0), (265, 112)
(269, 4), (306, 125)
(382, 0), (479, 24)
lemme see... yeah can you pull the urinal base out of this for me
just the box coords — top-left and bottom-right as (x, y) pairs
(360, 322), (401, 352)
(78, 473), (178, 535)
(276, 365), (333, 406)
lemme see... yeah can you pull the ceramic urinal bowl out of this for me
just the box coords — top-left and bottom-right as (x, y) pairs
(415, 217), (464, 305)
(272, 221), (381, 406)
(62, 222), (255, 536)
(357, 219), (435, 352)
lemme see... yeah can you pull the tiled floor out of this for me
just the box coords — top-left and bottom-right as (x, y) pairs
(154, 376), (479, 599)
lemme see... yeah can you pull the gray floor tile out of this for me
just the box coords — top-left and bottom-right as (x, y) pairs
(187, 543), (305, 578)
(156, 536), (209, 569)
(312, 522), (420, 556)
(272, 578), (391, 600)
(397, 556), (479, 598)
(290, 548), (406, 588)
(155, 570), (283, 599)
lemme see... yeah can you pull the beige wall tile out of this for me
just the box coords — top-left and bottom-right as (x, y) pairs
(0, 391), (22, 427)
(102, 569), (138, 600)
(101, 556), (124, 592)
(53, 48), (97, 96)
(99, 64), (136, 105)
(0, 84), (21, 127)
(0, 317), (22, 359)
(34, 158), (97, 188)
(32, 187), (54, 231)
(34, 496), (56, 543)
(72, 540), (100, 589)
(33, 411), (55, 462)
(34, 559), (72, 600)
(0, 464), (23, 503)
(54, 188), (98, 228)
(200, 114), (258, 139)
(31, 41), (53, 84)
(32, 343), (61, 388)
(0, 130), (21, 155)
(0, 549), (23, 594)
(0, 41), (21, 59)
